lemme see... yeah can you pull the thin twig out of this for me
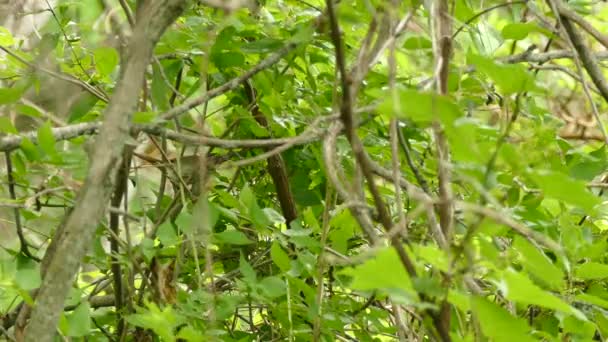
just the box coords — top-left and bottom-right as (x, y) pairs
(547, 0), (608, 144)
(5, 152), (38, 261)
(0, 46), (109, 102)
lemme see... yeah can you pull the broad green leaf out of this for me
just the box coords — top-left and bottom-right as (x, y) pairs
(467, 53), (537, 94)
(239, 254), (256, 283)
(562, 315), (596, 340)
(0, 87), (25, 105)
(576, 293), (608, 309)
(529, 170), (600, 211)
(15, 104), (42, 118)
(20, 137), (40, 161)
(379, 89), (461, 125)
(176, 326), (206, 341)
(212, 51), (245, 69)
(214, 230), (253, 245)
(403, 36), (432, 50)
(499, 270), (585, 320)
(174, 209), (195, 234)
(0, 117), (17, 134)
(259, 276), (286, 298)
(14, 268), (41, 291)
(241, 38), (283, 53)
(471, 296), (535, 342)
(271, 241), (291, 272)
(67, 94), (99, 123)
(448, 291), (470, 312)
(140, 237), (156, 261)
(302, 207), (320, 232)
(240, 185), (271, 231)
(513, 236), (564, 290)
(341, 247), (414, 295)
(157, 222), (178, 246)
(127, 303), (181, 342)
(133, 111), (156, 123)
(67, 302), (91, 337)
(93, 47), (119, 76)
(292, 22), (315, 44)
(79, 0), (104, 26)
(501, 23), (538, 40)
(0, 26), (15, 46)
(575, 262), (608, 280)
(413, 244), (448, 273)
(37, 122), (57, 157)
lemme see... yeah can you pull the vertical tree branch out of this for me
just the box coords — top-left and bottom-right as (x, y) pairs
(109, 153), (132, 339)
(5, 151), (37, 260)
(431, 0), (454, 338)
(244, 80), (299, 226)
(324, 0), (450, 340)
(23, 2), (187, 341)
(431, 0), (454, 242)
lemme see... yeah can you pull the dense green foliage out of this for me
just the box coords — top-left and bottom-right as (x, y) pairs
(2, 0), (608, 341)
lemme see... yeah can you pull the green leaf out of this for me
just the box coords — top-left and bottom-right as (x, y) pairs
(126, 303), (181, 342)
(14, 268), (41, 291)
(575, 262), (608, 280)
(140, 237), (156, 262)
(379, 89), (461, 125)
(341, 247), (414, 295)
(37, 122), (57, 157)
(20, 137), (40, 161)
(241, 38), (283, 53)
(403, 36), (432, 50)
(67, 302), (91, 337)
(93, 47), (119, 77)
(501, 23), (538, 40)
(174, 209), (195, 234)
(471, 296), (535, 342)
(513, 236), (564, 290)
(133, 111), (157, 124)
(529, 170), (600, 211)
(0, 26), (15, 45)
(413, 244), (448, 273)
(271, 241), (291, 272)
(240, 185), (271, 231)
(562, 315), (596, 340)
(302, 207), (320, 232)
(0, 87), (25, 105)
(467, 53), (537, 94)
(576, 293), (608, 309)
(214, 230), (253, 245)
(0, 117), (18, 134)
(239, 254), (256, 283)
(500, 269), (585, 320)
(176, 326), (206, 341)
(212, 51), (245, 69)
(259, 276), (287, 298)
(157, 222), (178, 246)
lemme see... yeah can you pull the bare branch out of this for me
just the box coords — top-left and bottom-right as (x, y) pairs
(553, 0), (608, 49)
(501, 49), (608, 64)
(0, 118), (338, 152)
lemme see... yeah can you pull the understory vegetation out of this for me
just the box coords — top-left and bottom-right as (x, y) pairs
(2, 0), (608, 341)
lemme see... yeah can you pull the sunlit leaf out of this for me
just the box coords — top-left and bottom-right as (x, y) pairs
(471, 296), (535, 342)
(576, 262), (608, 280)
(499, 270), (585, 320)
(341, 247), (415, 295)
(530, 170), (600, 211)
(93, 47), (119, 77)
(214, 230), (253, 245)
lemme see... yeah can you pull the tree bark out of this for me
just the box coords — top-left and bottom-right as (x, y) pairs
(23, 2), (187, 341)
